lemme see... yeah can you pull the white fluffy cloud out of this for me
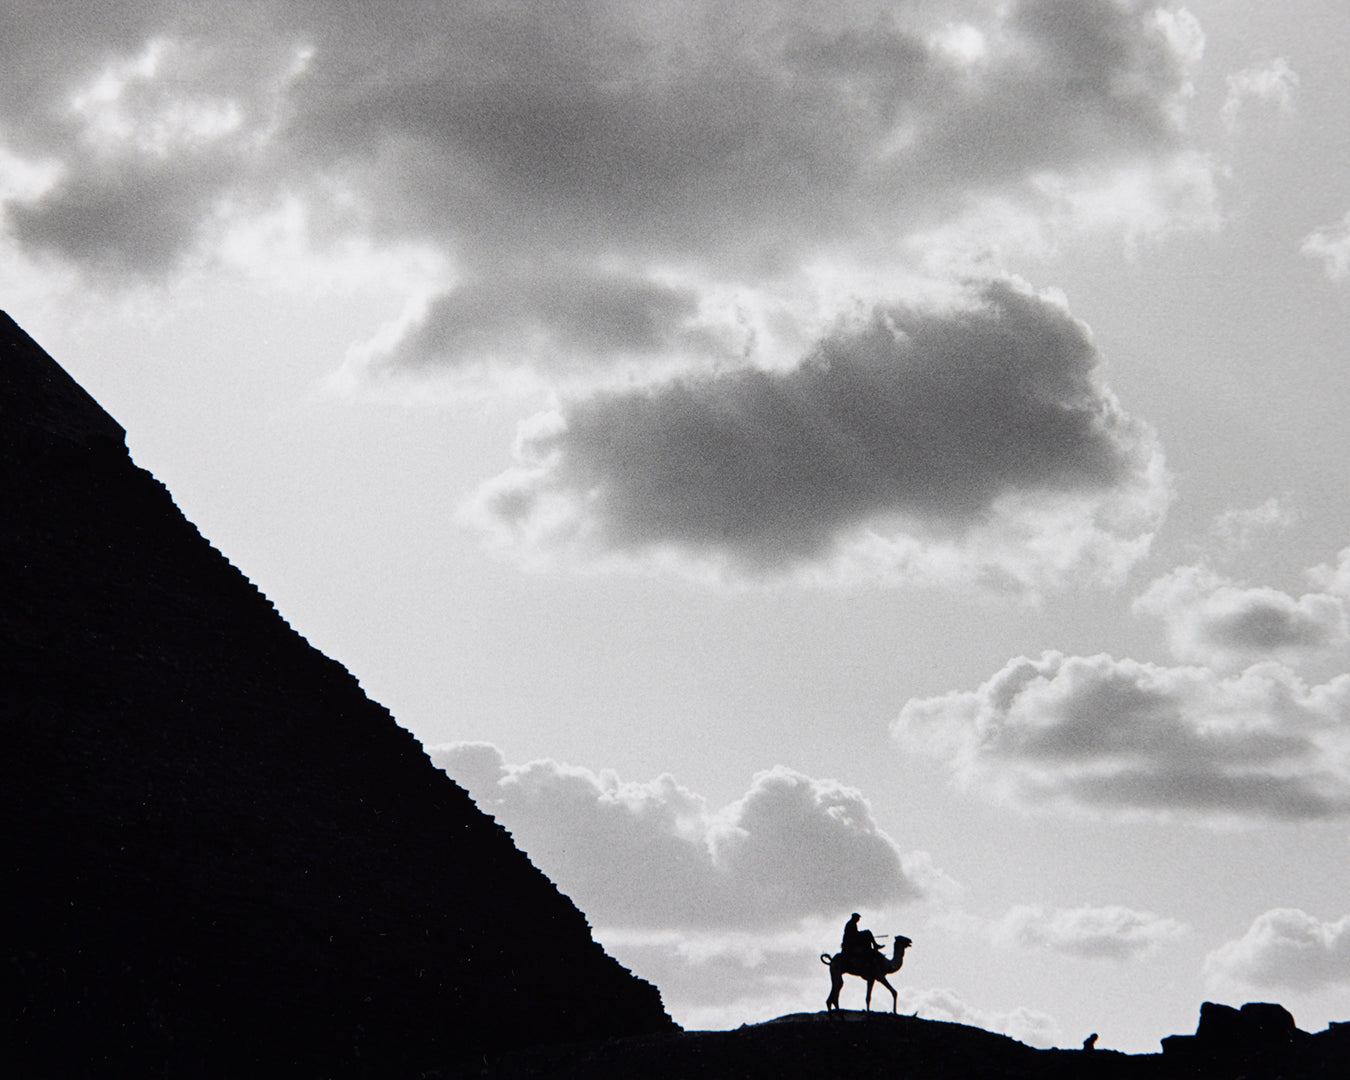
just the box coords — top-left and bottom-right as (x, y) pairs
(464, 278), (1169, 591)
(1208, 497), (1303, 555)
(1220, 57), (1298, 133)
(595, 922), (869, 1029)
(1206, 909), (1350, 993)
(431, 743), (934, 929)
(893, 651), (1350, 824)
(1310, 547), (1350, 599)
(1134, 564), (1348, 672)
(1302, 212), (1350, 282)
(900, 987), (1063, 1049)
(989, 904), (1187, 960)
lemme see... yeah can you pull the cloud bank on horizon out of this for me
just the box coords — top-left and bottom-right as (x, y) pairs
(430, 741), (939, 1027)
(1207, 909), (1350, 995)
(432, 742), (1187, 1039)
(430, 742), (936, 929)
(433, 737), (1350, 1031)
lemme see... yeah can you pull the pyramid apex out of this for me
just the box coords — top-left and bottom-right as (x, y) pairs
(1, 310), (125, 449)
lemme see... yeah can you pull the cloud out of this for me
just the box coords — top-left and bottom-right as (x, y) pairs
(9, 156), (224, 276)
(989, 904), (1187, 960)
(463, 277), (1168, 590)
(2, 30), (308, 277)
(595, 922), (856, 1029)
(1134, 564), (1348, 672)
(1208, 497), (1303, 556)
(1302, 211), (1350, 282)
(1310, 546), (1350, 599)
(430, 743), (933, 929)
(5, 2), (1205, 595)
(1220, 57), (1298, 133)
(901, 987), (1063, 1048)
(346, 0), (1211, 373)
(1206, 909), (1350, 993)
(893, 651), (1350, 824)
(358, 269), (726, 376)
(2, 2), (1214, 327)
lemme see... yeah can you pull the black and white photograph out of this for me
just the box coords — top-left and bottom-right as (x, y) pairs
(6, 1), (1350, 1074)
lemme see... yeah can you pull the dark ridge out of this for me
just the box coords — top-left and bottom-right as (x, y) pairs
(446, 1006), (1350, 1080)
(1, 311), (674, 1078)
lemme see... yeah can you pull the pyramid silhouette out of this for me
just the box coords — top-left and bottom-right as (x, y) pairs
(1, 311), (672, 1076)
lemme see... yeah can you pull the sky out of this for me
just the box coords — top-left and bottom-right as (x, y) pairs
(4, 0), (1350, 1054)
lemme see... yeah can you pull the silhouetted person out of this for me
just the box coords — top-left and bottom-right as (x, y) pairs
(841, 912), (881, 963)
(1083, 1033), (1098, 1051)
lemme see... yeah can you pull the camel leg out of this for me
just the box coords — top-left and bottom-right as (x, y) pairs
(864, 979), (874, 1011)
(826, 973), (841, 1011)
(876, 975), (898, 1014)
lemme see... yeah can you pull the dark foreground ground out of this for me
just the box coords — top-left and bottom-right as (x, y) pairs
(441, 1009), (1350, 1080)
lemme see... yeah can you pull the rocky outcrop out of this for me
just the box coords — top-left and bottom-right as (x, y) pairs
(1158, 1000), (1350, 1079)
(1, 311), (674, 1077)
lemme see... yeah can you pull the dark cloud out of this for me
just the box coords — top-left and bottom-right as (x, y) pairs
(1134, 565), (1348, 672)
(912, 0), (1196, 189)
(1, 0), (1206, 304)
(430, 743), (927, 929)
(466, 278), (1166, 584)
(0, 4), (169, 122)
(893, 651), (1350, 824)
(1206, 909), (1350, 993)
(2, 2), (1187, 587)
(1, 28), (305, 277)
(262, 0), (1196, 268)
(371, 270), (718, 373)
(9, 158), (221, 276)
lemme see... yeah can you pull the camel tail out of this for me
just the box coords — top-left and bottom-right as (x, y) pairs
(820, 953), (833, 966)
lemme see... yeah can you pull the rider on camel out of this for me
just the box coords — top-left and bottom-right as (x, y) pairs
(841, 912), (883, 965)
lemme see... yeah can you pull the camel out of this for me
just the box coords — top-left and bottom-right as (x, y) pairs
(821, 934), (912, 1013)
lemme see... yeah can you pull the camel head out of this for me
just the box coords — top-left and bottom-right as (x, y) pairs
(892, 935), (913, 957)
